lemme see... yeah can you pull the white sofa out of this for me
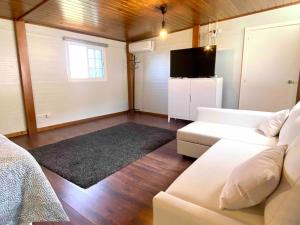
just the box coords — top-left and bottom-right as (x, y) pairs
(177, 107), (278, 158)
(153, 103), (300, 225)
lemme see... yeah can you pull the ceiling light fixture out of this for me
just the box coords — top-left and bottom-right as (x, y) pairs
(208, 21), (221, 46)
(159, 4), (168, 39)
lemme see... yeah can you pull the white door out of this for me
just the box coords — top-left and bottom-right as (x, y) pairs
(190, 79), (217, 121)
(168, 79), (190, 120)
(239, 22), (300, 111)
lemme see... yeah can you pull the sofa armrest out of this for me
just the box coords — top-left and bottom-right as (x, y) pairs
(153, 192), (245, 225)
(196, 107), (275, 128)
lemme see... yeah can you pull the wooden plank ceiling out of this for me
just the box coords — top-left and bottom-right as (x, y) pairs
(1, 0), (299, 41)
(0, 0), (44, 19)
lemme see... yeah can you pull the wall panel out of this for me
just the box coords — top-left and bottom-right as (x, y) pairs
(200, 4), (300, 108)
(26, 24), (128, 128)
(134, 29), (192, 114)
(0, 19), (26, 135)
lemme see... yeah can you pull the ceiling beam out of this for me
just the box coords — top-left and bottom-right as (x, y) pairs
(16, 0), (50, 21)
(199, 1), (300, 27)
(24, 20), (126, 42)
(14, 21), (37, 136)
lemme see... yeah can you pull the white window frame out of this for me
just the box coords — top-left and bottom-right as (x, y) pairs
(65, 40), (107, 82)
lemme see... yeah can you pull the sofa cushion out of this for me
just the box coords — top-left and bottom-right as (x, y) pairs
(166, 139), (270, 225)
(278, 101), (300, 145)
(177, 121), (278, 147)
(265, 135), (300, 225)
(219, 145), (286, 210)
(258, 110), (289, 137)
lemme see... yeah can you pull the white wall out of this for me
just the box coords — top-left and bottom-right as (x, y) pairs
(0, 19), (27, 135)
(135, 4), (300, 113)
(26, 24), (128, 128)
(200, 4), (300, 109)
(134, 29), (192, 114)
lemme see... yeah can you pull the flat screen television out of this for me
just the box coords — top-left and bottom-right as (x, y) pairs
(170, 45), (216, 78)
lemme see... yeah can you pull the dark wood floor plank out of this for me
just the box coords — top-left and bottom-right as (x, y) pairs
(11, 113), (193, 225)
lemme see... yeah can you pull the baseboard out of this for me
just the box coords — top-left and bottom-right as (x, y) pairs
(5, 130), (28, 138)
(5, 110), (165, 138)
(37, 111), (129, 133)
(138, 111), (168, 118)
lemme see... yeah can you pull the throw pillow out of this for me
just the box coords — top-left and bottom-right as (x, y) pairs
(258, 110), (289, 137)
(219, 145), (287, 210)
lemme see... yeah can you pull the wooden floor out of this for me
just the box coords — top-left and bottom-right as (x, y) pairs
(11, 112), (193, 225)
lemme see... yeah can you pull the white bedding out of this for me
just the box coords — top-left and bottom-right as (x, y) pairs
(0, 135), (68, 225)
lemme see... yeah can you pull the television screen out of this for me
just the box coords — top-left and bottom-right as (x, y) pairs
(170, 45), (216, 78)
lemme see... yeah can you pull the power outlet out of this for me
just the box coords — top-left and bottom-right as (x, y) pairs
(37, 113), (51, 119)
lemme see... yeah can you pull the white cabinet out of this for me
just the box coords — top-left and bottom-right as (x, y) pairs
(190, 78), (223, 120)
(168, 79), (190, 120)
(168, 78), (223, 121)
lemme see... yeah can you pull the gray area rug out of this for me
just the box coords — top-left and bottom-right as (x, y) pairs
(31, 122), (176, 188)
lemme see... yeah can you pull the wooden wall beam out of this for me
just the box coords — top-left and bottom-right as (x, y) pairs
(192, 25), (200, 48)
(126, 43), (134, 110)
(14, 21), (37, 135)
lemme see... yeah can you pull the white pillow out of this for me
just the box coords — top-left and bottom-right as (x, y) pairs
(278, 102), (300, 145)
(258, 110), (289, 137)
(219, 145), (287, 210)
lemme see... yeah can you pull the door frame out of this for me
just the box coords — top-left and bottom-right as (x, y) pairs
(239, 20), (300, 108)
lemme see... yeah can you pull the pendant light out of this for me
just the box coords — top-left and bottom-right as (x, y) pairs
(159, 4), (168, 39)
(208, 21), (221, 46)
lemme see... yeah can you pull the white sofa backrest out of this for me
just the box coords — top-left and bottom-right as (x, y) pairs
(264, 136), (300, 225)
(278, 101), (300, 145)
(196, 107), (274, 128)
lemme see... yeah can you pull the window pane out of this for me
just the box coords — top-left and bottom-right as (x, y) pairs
(89, 68), (96, 77)
(95, 69), (100, 77)
(88, 49), (95, 58)
(95, 58), (101, 68)
(67, 42), (105, 80)
(68, 44), (88, 78)
(95, 50), (102, 59)
(88, 59), (95, 68)
(96, 68), (104, 78)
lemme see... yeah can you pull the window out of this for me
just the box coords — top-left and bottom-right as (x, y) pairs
(65, 41), (106, 81)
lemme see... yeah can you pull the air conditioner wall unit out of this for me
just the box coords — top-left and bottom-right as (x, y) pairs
(129, 40), (155, 53)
